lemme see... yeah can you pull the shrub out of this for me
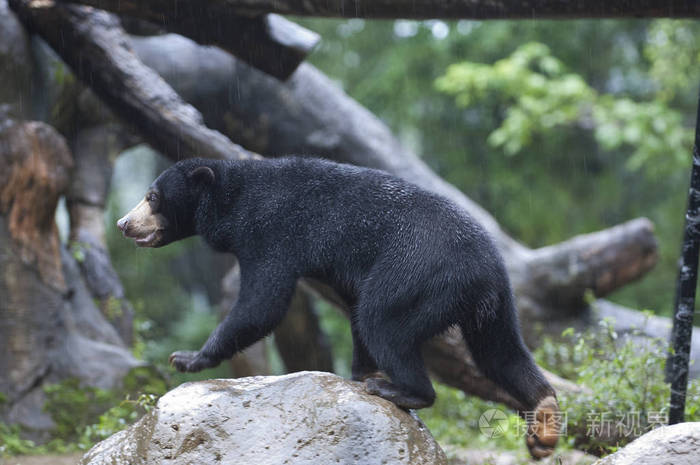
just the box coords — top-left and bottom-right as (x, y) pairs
(536, 317), (700, 455)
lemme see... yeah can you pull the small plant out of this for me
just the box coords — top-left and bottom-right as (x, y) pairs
(78, 393), (158, 446)
(419, 316), (699, 459)
(0, 422), (41, 456)
(69, 240), (89, 263)
(43, 378), (118, 443)
(419, 383), (525, 452)
(535, 317), (700, 455)
(0, 367), (169, 455)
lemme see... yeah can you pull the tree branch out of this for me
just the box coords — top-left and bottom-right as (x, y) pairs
(58, 0), (319, 79)
(64, 0), (700, 20)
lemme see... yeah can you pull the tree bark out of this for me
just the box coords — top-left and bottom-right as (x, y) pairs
(8, 2), (683, 416)
(0, 119), (142, 437)
(64, 0), (700, 20)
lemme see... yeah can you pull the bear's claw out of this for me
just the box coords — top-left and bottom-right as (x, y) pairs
(525, 395), (560, 460)
(169, 350), (215, 373)
(365, 378), (433, 410)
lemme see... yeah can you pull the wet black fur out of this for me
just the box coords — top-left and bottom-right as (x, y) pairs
(148, 157), (553, 409)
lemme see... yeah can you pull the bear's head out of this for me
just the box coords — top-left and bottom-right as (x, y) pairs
(117, 159), (216, 248)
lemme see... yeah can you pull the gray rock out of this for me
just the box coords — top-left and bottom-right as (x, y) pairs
(81, 372), (447, 465)
(444, 446), (595, 465)
(593, 422), (700, 465)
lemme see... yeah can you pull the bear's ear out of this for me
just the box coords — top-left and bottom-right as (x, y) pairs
(187, 166), (215, 184)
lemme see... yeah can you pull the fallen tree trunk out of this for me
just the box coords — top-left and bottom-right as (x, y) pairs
(65, 0), (700, 20)
(8, 3), (687, 416)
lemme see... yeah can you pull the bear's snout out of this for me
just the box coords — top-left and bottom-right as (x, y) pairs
(117, 216), (129, 232)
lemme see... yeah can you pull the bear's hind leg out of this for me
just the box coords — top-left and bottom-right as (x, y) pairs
(350, 322), (380, 381)
(358, 315), (436, 409)
(459, 296), (560, 459)
(363, 346), (435, 410)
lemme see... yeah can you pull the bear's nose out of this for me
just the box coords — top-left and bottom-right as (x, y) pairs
(117, 216), (129, 232)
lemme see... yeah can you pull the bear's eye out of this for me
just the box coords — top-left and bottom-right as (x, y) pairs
(147, 192), (159, 203)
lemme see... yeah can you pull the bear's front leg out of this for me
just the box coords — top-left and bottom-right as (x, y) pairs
(169, 350), (219, 373)
(169, 265), (297, 374)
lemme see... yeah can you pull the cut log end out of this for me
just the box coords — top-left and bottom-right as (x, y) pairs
(521, 217), (658, 313)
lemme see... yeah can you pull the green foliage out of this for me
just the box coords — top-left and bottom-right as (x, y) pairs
(69, 240), (88, 263)
(645, 20), (700, 105)
(536, 318), (700, 455)
(436, 42), (692, 173)
(122, 366), (168, 398)
(41, 367), (166, 447)
(0, 423), (40, 456)
(1, 387), (158, 457)
(0, 366), (168, 456)
(78, 393), (158, 446)
(43, 379), (117, 442)
(419, 383), (526, 452)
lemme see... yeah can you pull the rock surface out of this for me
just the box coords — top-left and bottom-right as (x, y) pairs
(593, 422), (700, 465)
(444, 446), (594, 465)
(81, 372), (447, 465)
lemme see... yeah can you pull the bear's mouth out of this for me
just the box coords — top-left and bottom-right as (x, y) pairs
(132, 229), (164, 247)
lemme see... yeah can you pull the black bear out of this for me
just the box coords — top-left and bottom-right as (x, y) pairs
(117, 157), (559, 458)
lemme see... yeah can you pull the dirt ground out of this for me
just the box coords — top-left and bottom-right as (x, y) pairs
(0, 453), (82, 465)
